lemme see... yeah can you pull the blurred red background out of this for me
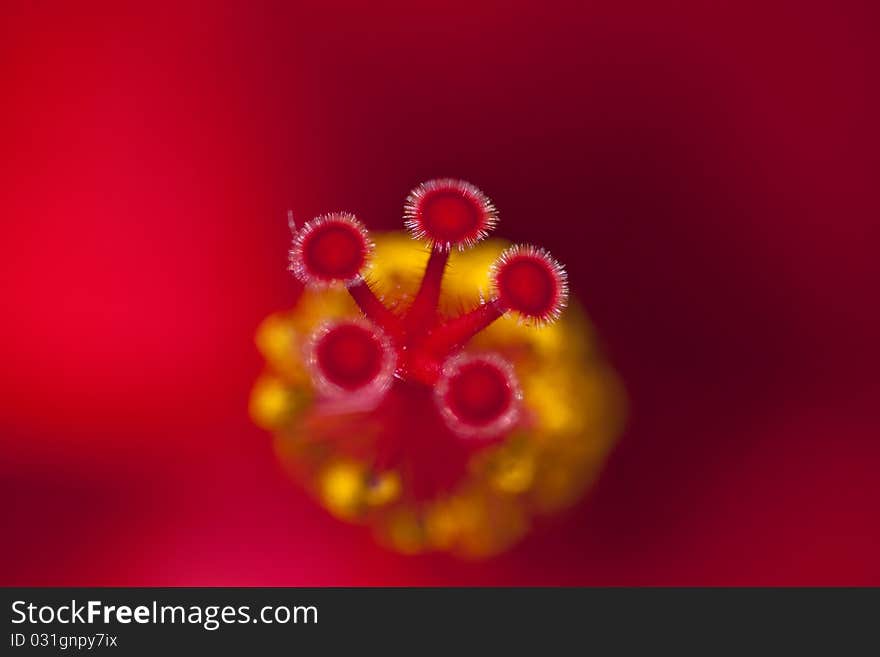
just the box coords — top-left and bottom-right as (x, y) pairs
(2, 1), (878, 585)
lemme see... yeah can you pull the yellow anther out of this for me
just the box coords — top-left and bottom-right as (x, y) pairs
(249, 376), (292, 429)
(319, 462), (365, 520)
(364, 471), (401, 506)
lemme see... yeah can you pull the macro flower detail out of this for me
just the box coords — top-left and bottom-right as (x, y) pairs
(251, 180), (625, 557)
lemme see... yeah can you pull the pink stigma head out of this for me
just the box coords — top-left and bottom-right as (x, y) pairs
(306, 319), (395, 397)
(404, 179), (498, 250)
(490, 244), (569, 325)
(435, 353), (521, 439)
(289, 213), (373, 286)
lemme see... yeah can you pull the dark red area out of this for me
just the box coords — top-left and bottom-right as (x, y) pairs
(300, 220), (367, 282)
(2, 1), (878, 584)
(405, 179), (496, 248)
(420, 194), (481, 245)
(372, 381), (476, 501)
(494, 252), (561, 320)
(315, 323), (385, 391)
(444, 359), (513, 428)
(422, 194), (477, 241)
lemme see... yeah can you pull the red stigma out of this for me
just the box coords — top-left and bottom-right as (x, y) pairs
(307, 319), (395, 397)
(273, 180), (588, 510)
(491, 245), (568, 324)
(289, 184), (568, 421)
(258, 179), (625, 557)
(288, 187), (569, 385)
(436, 353), (521, 439)
(289, 213), (372, 286)
(261, 180), (618, 550)
(404, 179), (497, 249)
